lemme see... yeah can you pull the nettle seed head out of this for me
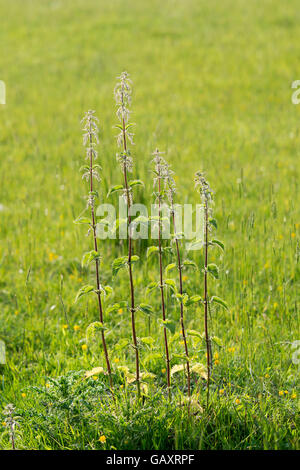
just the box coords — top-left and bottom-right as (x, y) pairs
(194, 171), (214, 207)
(81, 110), (99, 146)
(114, 71), (132, 120)
(80, 110), (101, 184)
(152, 148), (167, 190)
(164, 163), (176, 208)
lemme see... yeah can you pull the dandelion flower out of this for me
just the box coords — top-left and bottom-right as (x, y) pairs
(291, 393), (297, 399)
(99, 435), (106, 444)
(73, 325), (80, 331)
(21, 393), (26, 398)
(219, 389), (225, 395)
(235, 398), (241, 405)
(82, 344), (88, 351)
(279, 390), (284, 396)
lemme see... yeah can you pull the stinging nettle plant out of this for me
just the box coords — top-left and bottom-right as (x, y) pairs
(108, 72), (144, 397)
(164, 164), (200, 399)
(194, 171), (228, 405)
(147, 148), (171, 398)
(74, 110), (113, 391)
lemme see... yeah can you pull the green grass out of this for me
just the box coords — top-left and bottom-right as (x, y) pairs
(0, 0), (299, 450)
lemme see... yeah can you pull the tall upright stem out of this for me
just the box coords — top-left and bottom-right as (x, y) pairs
(204, 199), (210, 406)
(157, 173), (171, 399)
(170, 204), (191, 398)
(121, 115), (140, 398)
(88, 121), (113, 391)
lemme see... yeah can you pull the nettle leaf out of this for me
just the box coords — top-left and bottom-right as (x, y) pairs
(81, 250), (100, 267)
(74, 216), (91, 225)
(187, 329), (204, 339)
(183, 259), (198, 270)
(212, 335), (223, 346)
(102, 285), (113, 297)
(107, 185), (124, 197)
(74, 285), (95, 303)
(164, 279), (177, 292)
(138, 303), (154, 315)
(146, 281), (159, 295)
(86, 321), (107, 341)
(209, 239), (225, 251)
(161, 318), (176, 334)
(210, 296), (229, 310)
(85, 367), (105, 379)
(185, 294), (202, 306)
(106, 301), (128, 314)
(140, 336), (155, 346)
(207, 263), (219, 279)
(165, 263), (176, 275)
(209, 218), (218, 229)
(147, 246), (159, 259)
(171, 364), (185, 376)
(191, 363), (207, 379)
(112, 256), (128, 276)
(141, 371), (156, 381)
(186, 239), (204, 251)
(129, 179), (144, 188)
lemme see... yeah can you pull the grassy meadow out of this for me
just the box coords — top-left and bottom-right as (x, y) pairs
(0, 0), (299, 450)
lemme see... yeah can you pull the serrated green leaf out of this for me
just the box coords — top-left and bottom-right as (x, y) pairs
(107, 185), (124, 197)
(147, 246), (159, 259)
(207, 263), (219, 279)
(165, 263), (176, 275)
(161, 318), (176, 334)
(74, 285), (95, 303)
(210, 296), (229, 310)
(81, 250), (100, 267)
(209, 218), (218, 229)
(112, 256), (128, 276)
(129, 179), (144, 188)
(164, 279), (177, 292)
(138, 303), (154, 315)
(210, 239), (225, 251)
(146, 281), (159, 295)
(183, 259), (198, 269)
(74, 216), (91, 225)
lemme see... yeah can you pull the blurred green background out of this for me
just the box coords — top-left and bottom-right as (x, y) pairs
(0, 0), (299, 450)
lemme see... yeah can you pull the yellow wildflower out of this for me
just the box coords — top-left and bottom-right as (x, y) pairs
(48, 252), (58, 262)
(14, 310), (19, 316)
(62, 324), (68, 330)
(214, 359), (220, 366)
(273, 302), (278, 309)
(284, 390), (289, 395)
(291, 232), (296, 238)
(82, 344), (88, 351)
(279, 390), (284, 396)
(235, 398), (241, 405)
(92, 376), (98, 381)
(161, 368), (166, 374)
(219, 389), (225, 395)
(114, 358), (120, 363)
(2, 422), (6, 427)
(99, 435), (106, 444)
(46, 383), (50, 388)
(118, 308), (123, 314)
(291, 393), (297, 399)
(265, 373), (270, 378)
(21, 393), (26, 398)
(73, 325), (80, 331)
(228, 347), (235, 353)
(182, 275), (188, 281)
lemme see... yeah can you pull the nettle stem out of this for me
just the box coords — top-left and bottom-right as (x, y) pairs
(85, 111), (113, 391)
(165, 170), (191, 399)
(154, 152), (171, 398)
(172, 213), (191, 398)
(204, 199), (210, 405)
(116, 72), (140, 397)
